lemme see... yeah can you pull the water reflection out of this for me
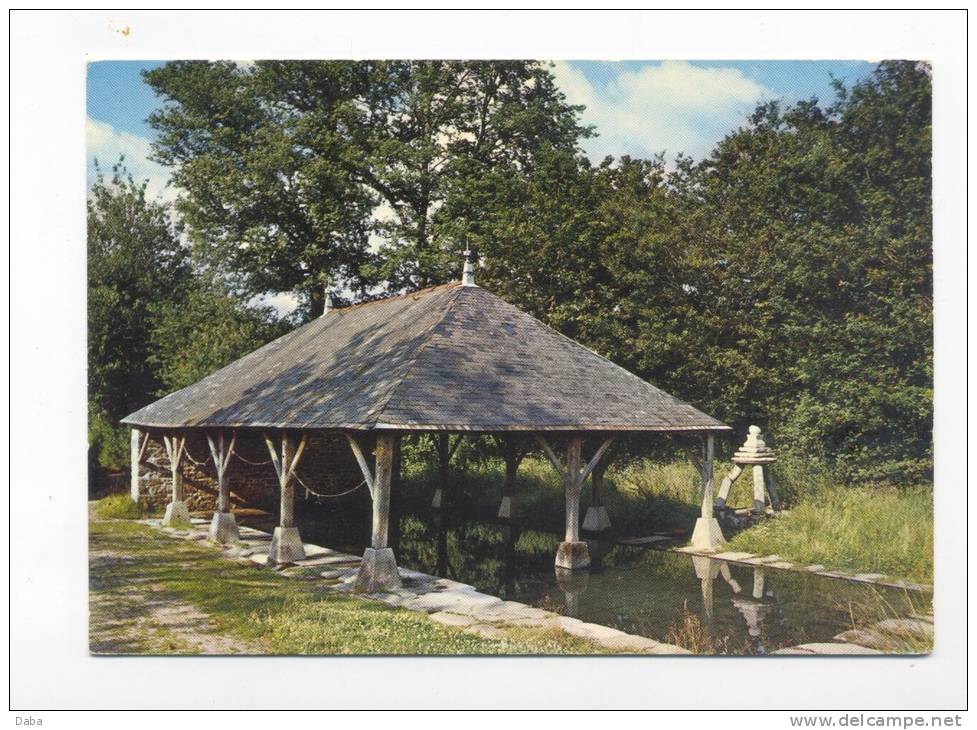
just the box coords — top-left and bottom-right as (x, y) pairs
(241, 507), (930, 655)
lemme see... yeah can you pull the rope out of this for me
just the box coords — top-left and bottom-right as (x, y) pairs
(233, 450), (273, 466)
(293, 471), (367, 500)
(183, 445), (213, 467)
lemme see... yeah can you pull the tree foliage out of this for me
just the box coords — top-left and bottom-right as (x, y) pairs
(144, 60), (589, 311)
(87, 161), (281, 468)
(95, 60), (931, 484)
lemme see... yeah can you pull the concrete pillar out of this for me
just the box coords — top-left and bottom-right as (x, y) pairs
(582, 460), (611, 532)
(752, 465), (766, 514)
(356, 433), (402, 592)
(690, 433), (726, 551)
(130, 428), (142, 503)
(555, 436), (590, 570)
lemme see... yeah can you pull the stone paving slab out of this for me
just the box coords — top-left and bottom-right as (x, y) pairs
(771, 642), (884, 656)
(710, 551), (756, 562)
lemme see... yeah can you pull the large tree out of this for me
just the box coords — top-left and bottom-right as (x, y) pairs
(144, 61), (377, 318)
(144, 60), (590, 310)
(88, 161), (190, 423)
(88, 160), (283, 469)
(665, 61), (933, 482)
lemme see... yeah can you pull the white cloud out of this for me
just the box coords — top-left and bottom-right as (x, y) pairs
(86, 117), (177, 203)
(552, 61), (775, 162)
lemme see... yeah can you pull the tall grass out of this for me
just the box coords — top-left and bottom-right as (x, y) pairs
(401, 450), (933, 584)
(727, 485), (933, 583)
(92, 493), (158, 520)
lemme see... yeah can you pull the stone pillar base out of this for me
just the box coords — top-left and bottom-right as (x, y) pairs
(582, 505), (611, 532)
(269, 526), (306, 564)
(690, 517), (727, 551)
(162, 501), (191, 526)
(354, 547), (402, 593)
(208, 511), (239, 544)
(555, 541), (590, 570)
(431, 488), (443, 509)
(497, 495), (513, 520)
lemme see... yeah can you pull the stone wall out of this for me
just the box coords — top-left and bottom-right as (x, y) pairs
(135, 430), (366, 515)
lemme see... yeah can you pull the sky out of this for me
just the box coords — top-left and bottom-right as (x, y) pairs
(87, 59), (875, 202)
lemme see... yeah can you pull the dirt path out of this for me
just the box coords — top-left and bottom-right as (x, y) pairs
(89, 547), (263, 655)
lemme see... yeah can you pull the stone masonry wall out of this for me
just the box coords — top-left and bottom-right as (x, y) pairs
(136, 430), (366, 515)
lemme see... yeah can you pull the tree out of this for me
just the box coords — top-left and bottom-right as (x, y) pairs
(666, 61), (932, 482)
(148, 280), (286, 392)
(88, 160), (190, 423)
(144, 61), (378, 318)
(88, 161), (191, 467)
(88, 160), (284, 469)
(143, 60), (590, 308)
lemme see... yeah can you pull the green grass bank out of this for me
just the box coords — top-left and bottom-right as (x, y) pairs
(88, 514), (606, 655)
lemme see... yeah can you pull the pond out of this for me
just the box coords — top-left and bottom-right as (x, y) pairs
(240, 505), (932, 655)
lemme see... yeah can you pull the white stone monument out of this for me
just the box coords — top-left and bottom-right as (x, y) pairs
(715, 425), (781, 514)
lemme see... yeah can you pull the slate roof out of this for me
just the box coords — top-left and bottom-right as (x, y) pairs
(122, 282), (730, 433)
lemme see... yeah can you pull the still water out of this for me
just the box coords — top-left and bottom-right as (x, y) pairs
(241, 505), (930, 655)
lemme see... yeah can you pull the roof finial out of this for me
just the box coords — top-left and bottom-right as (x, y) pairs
(321, 285), (333, 317)
(462, 248), (475, 287)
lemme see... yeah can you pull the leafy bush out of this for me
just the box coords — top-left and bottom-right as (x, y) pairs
(88, 409), (130, 471)
(92, 494), (152, 520)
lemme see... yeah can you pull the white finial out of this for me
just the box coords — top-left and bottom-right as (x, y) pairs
(462, 248), (475, 287)
(321, 287), (333, 317)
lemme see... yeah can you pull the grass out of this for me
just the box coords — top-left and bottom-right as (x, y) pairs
(401, 452), (933, 585)
(89, 517), (606, 655)
(828, 586), (934, 654)
(726, 485), (933, 584)
(92, 493), (158, 520)
(402, 455), (701, 536)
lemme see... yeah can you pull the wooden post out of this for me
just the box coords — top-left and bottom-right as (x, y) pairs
(161, 432), (190, 526)
(537, 433), (611, 570)
(690, 432), (726, 551)
(206, 430), (239, 544)
(497, 437), (521, 520)
(432, 433), (449, 509)
(701, 434), (714, 519)
(372, 434), (394, 549)
(263, 431), (307, 563)
(564, 437), (582, 544)
(280, 433), (295, 528)
(582, 457), (612, 532)
(130, 428), (142, 503)
(354, 433), (402, 592)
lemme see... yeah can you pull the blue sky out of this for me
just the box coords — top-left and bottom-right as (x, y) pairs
(87, 59), (875, 201)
